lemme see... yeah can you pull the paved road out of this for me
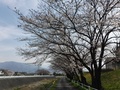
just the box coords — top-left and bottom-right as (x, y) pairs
(55, 77), (78, 90)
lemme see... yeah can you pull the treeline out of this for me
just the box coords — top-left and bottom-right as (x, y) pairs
(16, 0), (120, 90)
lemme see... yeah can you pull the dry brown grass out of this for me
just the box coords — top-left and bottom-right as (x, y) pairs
(12, 78), (56, 90)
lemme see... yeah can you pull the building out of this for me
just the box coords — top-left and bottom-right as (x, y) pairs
(0, 69), (4, 76)
(105, 57), (120, 70)
(0, 69), (14, 76)
(105, 43), (120, 70)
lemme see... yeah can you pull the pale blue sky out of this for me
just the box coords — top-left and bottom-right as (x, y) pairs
(0, 0), (39, 63)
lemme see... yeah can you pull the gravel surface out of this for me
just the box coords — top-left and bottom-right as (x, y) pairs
(55, 77), (78, 90)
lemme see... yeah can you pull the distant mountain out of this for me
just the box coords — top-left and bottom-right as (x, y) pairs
(0, 61), (39, 73)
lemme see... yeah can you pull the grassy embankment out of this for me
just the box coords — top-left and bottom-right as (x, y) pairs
(70, 80), (86, 90)
(84, 69), (120, 90)
(13, 78), (59, 90)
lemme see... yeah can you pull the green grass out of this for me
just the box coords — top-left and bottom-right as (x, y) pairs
(13, 87), (21, 90)
(102, 69), (120, 90)
(70, 80), (86, 90)
(84, 69), (120, 90)
(38, 82), (52, 90)
(49, 79), (59, 90)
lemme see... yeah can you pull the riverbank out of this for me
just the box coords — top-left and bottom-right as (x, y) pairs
(0, 75), (54, 90)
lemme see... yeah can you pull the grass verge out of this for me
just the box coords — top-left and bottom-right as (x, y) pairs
(67, 79), (86, 90)
(49, 78), (60, 90)
(84, 69), (120, 90)
(12, 78), (56, 90)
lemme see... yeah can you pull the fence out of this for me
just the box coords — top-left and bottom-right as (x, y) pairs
(72, 80), (98, 90)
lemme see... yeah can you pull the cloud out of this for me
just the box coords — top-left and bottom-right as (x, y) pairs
(0, 0), (38, 13)
(0, 48), (24, 62)
(0, 25), (25, 52)
(0, 0), (42, 63)
(0, 25), (24, 41)
(0, 0), (17, 7)
(0, 25), (26, 62)
(0, 44), (14, 51)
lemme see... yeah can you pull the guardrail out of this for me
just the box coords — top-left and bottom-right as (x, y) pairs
(72, 80), (98, 90)
(79, 83), (98, 90)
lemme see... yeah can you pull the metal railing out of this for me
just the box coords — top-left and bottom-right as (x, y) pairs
(72, 80), (98, 90)
(80, 83), (98, 90)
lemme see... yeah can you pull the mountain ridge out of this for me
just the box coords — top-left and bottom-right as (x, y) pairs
(0, 61), (39, 73)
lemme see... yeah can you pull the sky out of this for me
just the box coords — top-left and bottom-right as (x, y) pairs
(0, 0), (40, 63)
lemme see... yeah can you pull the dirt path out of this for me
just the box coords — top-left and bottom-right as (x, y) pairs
(55, 77), (78, 90)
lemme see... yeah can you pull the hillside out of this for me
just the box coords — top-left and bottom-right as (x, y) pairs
(84, 69), (120, 90)
(0, 61), (38, 73)
(102, 69), (120, 90)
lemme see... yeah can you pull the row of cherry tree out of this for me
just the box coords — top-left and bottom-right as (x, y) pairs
(17, 0), (120, 90)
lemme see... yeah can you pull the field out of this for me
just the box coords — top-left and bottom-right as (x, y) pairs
(84, 69), (120, 90)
